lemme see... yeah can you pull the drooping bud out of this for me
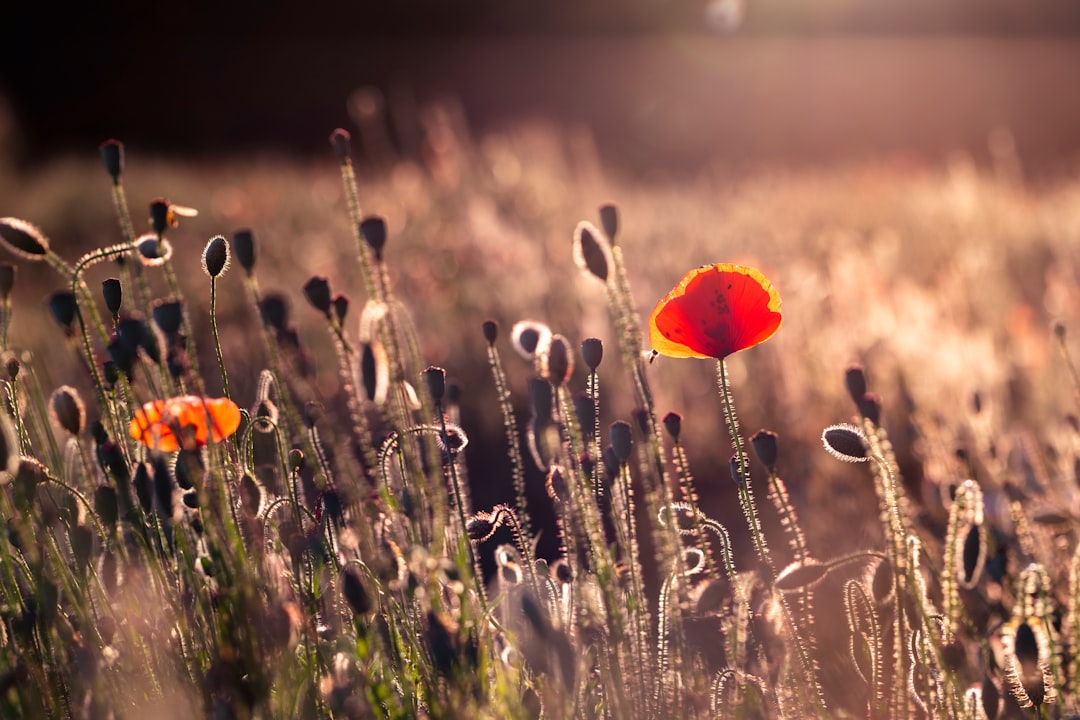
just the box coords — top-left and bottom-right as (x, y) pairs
(0, 217), (49, 260)
(822, 424), (870, 463)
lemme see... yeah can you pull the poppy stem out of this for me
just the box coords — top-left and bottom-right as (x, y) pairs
(716, 358), (828, 714)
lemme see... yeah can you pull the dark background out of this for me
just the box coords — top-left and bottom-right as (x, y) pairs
(3, 0), (1080, 174)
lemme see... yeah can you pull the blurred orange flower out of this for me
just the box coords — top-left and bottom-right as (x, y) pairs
(649, 263), (782, 359)
(129, 395), (241, 452)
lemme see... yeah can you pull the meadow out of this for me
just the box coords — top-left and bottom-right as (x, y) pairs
(0, 111), (1078, 718)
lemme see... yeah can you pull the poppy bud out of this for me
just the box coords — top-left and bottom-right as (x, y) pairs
(750, 429), (778, 471)
(822, 424), (869, 463)
(662, 411), (682, 441)
(0, 217), (49, 259)
(149, 199), (169, 236)
(581, 337), (603, 371)
(4, 357), (17, 381)
(94, 486), (119, 531)
(482, 320), (498, 346)
(50, 385), (85, 436)
(572, 222), (611, 282)
(201, 235), (230, 278)
(99, 139), (124, 181)
(332, 294), (349, 325)
(302, 277), (332, 318)
(609, 421), (633, 465)
(844, 364), (868, 405)
(574, 394), (596, 440)
(102, 278), (122, 317)
(529, 378), (554, 424)
(858, 392), (882, 426)
(152, 299), (184, 338)
(341, 565), (372, 615)
(133, 462), (154, 513)
(359, 216), (387, 261)
(48, 291), (78, 334)
(258, 294), (289, 332)
(599, 204), (619, 244)
(232, 229), (256, 274)
(544, 335), (572, 387)
(423, 366), (446, 403)
(329, 128), (351, 164)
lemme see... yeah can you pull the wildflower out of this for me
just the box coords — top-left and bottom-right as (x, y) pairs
(129, 395), (241, 452)
(648, 263), (782, 359)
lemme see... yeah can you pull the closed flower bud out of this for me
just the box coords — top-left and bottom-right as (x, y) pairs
(99, 139), (124, 181)
(302, 277), (332, 318)
(201, 235), (230, 278)
(0, 217), (49, 260)
(231, 229), (256, 274)
(599, 204), (619, 244)
(48, 291), (78, 334)
(332, 294), (349, 325)
(581, 337), (603, 371)
(482, 319), (498, 346)
(844, 364), (868, 405)
(822, 424), (870, 462)
(101, 278), (122, 317)
(750, 429), (779, 471)
(662, 411), (682, 440)
(329, 128), (352, 163)
(151, 298), (184, 337)
(359, 216), (387, 260)
(149, 199), (170, 236)
(544, 335), (572, 387)
(341, 565), (372, 615)
(609, 421), (633, 465)
(50, 385), (85, 436)
(423, 366), (446, 403)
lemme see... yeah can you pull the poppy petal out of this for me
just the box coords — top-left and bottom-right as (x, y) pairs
(649, 264), (782, 359)
(130, 396), (241, 451)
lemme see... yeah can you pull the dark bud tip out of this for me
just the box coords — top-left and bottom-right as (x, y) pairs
(101, 278), (122, 316)
(231, 229), (256, 274)
(750, 429), (779, 471)
(662, 411), (682, 441)
(149, 199), (170, 236)
(302, 276), (333, 318)
(598, 204), (619, 244)
(609, 421), (633, 465)
(202, 235), (230, 278)
(99, 139), (124, 181)
(0, 263), (15, 300)
(1053, 320), (1067, 341)
(482, 320), (498, 346)
(844, 364), (868, 405)
(581, 337), (603, 371)
(329, 128), (352, 163)
(359, 216), (387, 260)
(423, 366), (446, 404)
(331, 294), (349, 325)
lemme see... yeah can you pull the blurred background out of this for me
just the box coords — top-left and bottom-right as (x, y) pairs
(3, 0), (1080, 175)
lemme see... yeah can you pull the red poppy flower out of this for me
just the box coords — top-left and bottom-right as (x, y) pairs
(649, 263), (782, 359)
(129, 395), (241, 452)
